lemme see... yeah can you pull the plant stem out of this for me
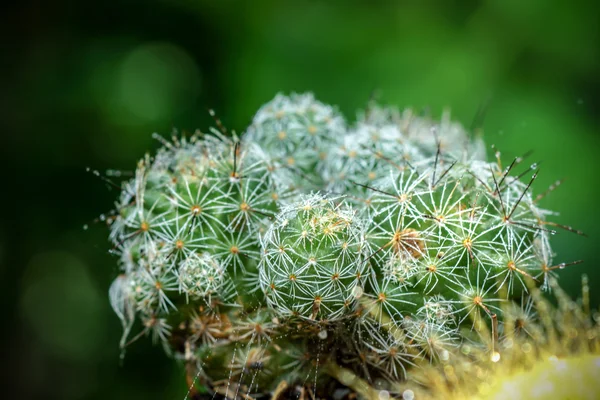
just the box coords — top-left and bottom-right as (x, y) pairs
(325, 361), (380, 400)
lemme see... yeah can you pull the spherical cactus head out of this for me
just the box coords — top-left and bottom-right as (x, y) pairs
(245, 93), (346, 187)
(323, 122), (424, 197)
(259, 193), (367, 322)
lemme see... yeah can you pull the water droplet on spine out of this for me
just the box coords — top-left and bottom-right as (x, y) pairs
(402, 390), (414, 400)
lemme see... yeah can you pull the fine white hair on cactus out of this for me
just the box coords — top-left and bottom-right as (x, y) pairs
(129, 262), (178, 314)
(444, 267), (504, 327)
(177, 253), (226, 301)
(409, 247), (464, 294)
(488, 232), (537, 296)
(108, 274), (136, 350)
(417, 295), (457, 327)
(362, 274), (417, 326)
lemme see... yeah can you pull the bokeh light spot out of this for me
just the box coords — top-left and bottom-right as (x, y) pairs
(114, 42), (201, 124)
(20, 252), (105, 362)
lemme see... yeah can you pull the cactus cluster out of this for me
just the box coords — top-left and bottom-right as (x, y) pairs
(105, 93), (593, 399)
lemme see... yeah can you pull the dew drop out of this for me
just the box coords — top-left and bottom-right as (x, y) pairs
(530, 163), (538, 169)
(83, 224), (89, 230)
(379, 390), (390, 400)
(490, 351), (501, 362)
(352, 285), (364, 299)
(107, 169), (123, 177)
(317, 330), (327, 340)
(373, 378), (387, 389)
(402, 390), (415, 400)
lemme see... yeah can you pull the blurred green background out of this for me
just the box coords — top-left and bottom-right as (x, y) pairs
(2, 0), (599, 399)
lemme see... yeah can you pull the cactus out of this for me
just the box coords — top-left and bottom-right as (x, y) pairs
(103, 93), (598, 399)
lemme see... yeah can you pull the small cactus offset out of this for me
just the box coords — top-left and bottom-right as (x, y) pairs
(104, 93), (599, 399)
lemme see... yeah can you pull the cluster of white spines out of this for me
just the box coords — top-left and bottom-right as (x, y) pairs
(177, 252), (226, 300)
